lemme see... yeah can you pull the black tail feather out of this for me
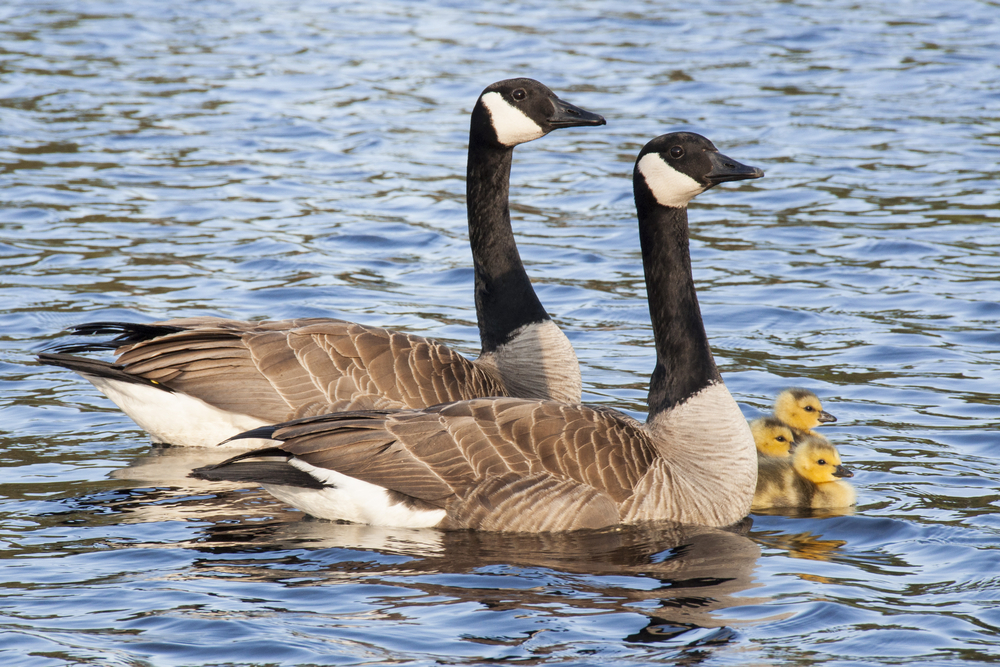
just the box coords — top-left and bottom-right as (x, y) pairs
(223, 425), (282, 445)
(191, 447), (326, 490)
(43, 322), (187, 354)
(48, 340), (126, 354)
(67, 322), (186, 341)
(36, 352), (173, 391)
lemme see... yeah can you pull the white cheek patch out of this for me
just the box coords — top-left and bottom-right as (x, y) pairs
(637, 153), (705, 208)
(480, 92), (546, 146)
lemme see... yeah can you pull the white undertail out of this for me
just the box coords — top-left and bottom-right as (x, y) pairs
(85, 376), (272, 448)
(265, 459), (448, 528)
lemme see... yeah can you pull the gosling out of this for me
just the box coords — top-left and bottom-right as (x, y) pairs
(774, 388), (837, 438)
(750, 416), (796, 458)
(752, 434), (856, 510)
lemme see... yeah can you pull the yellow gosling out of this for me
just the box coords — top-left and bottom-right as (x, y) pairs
(752, 434), (856, 510)
(750, 416), (796, 458)
(774, 388), (836, 437)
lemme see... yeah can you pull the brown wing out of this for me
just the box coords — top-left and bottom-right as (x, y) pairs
(269, 398), (660, 529)
(109, 319), (507, 421)
(443, 472), (621, 532)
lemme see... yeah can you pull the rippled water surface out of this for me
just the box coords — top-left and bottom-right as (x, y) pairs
(2, 0), (999, 664)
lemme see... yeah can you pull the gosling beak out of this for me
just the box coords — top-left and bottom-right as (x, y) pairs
(818, 410), (837, 423)
(705, 150), (765, 184)
(547, 96), (606, 129)
(833, 464), (853, 479)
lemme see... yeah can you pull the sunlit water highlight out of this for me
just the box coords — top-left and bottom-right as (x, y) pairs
(2, 0), (999, 664)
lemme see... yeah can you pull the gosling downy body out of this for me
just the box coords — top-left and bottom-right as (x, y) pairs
(773, 388), (836, 439)
(750, 416), (796, 458)
(752, 434), (856, 510)
(38, 79), (606, 448)
(193, 132), (765, 532)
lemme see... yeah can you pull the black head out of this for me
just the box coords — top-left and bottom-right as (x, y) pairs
(634, 132), (764, 209)
(471, 78), (606, 148)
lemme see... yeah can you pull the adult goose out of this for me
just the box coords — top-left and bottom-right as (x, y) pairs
(38, 79), (606, 447)
(193, 132), (765, 531)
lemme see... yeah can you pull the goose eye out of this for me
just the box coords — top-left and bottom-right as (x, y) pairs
(512, 88), (527, 101)
(669, 146), (684, 159)
(804, 406), (815, 411)
(776, 436), (786, 442)
(817, 459), (826, 465)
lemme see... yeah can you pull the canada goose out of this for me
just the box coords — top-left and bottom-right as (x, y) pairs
(192, 131), (765, 532)
(773, 388), (836, 438)
(752, 434), (856, 510)
(750, 416), (796, 458)
(38, 79), (606, 448)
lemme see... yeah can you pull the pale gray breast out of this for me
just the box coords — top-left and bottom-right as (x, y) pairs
(476, 320), (582, 404)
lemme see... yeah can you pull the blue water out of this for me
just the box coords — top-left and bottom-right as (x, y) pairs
(2, 0), (999, 664)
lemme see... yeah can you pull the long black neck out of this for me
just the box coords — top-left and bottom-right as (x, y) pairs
(467, 132), (550, 354)
(635, 185), (722, 419)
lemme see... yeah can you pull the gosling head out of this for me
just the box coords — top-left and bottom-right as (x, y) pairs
(750, 416), (796, 458)
(793, 435), (853, 484)
(473, 78), (606, 148)
(774, 388), (836, 433)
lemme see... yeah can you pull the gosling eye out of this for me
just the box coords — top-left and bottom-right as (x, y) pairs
(512, 88), (527, 101)
(775, 436), (786, 442)
(804, 406), (815, 411)
(669, 146), (684, 159)
(817, 459), (827, 465)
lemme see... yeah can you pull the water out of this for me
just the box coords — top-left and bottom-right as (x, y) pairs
(2, 0), (999, 664)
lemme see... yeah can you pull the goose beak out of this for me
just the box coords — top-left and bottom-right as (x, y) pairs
(705, 151), (764, 184)
(818, 410), (837, 423)
(833, 464), (854, 479)
(547, 96), (607, 129)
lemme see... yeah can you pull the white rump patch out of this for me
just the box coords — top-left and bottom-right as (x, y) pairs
(480, 92), (546, 146)
(637, 153), (705, 208)
(85, 376), (272, 448)
(263, 458), (448, 528)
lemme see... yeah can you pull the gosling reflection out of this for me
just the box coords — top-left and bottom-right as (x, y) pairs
(752, 528), (848, 562)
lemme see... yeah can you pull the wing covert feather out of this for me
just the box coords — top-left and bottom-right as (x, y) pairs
(443, 473), (620, 532)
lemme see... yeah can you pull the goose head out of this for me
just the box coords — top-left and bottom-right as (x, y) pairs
(793, 434), (853, 484)
(635, 132), (764, 210)
(774, 388), (836, 432)
(472, 78), (606, 148)
(632, 132), (763, 417)
(750, 416), (796, 458)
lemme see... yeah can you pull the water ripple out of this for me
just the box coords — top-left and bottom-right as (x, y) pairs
(3, 0), (1000, 664)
